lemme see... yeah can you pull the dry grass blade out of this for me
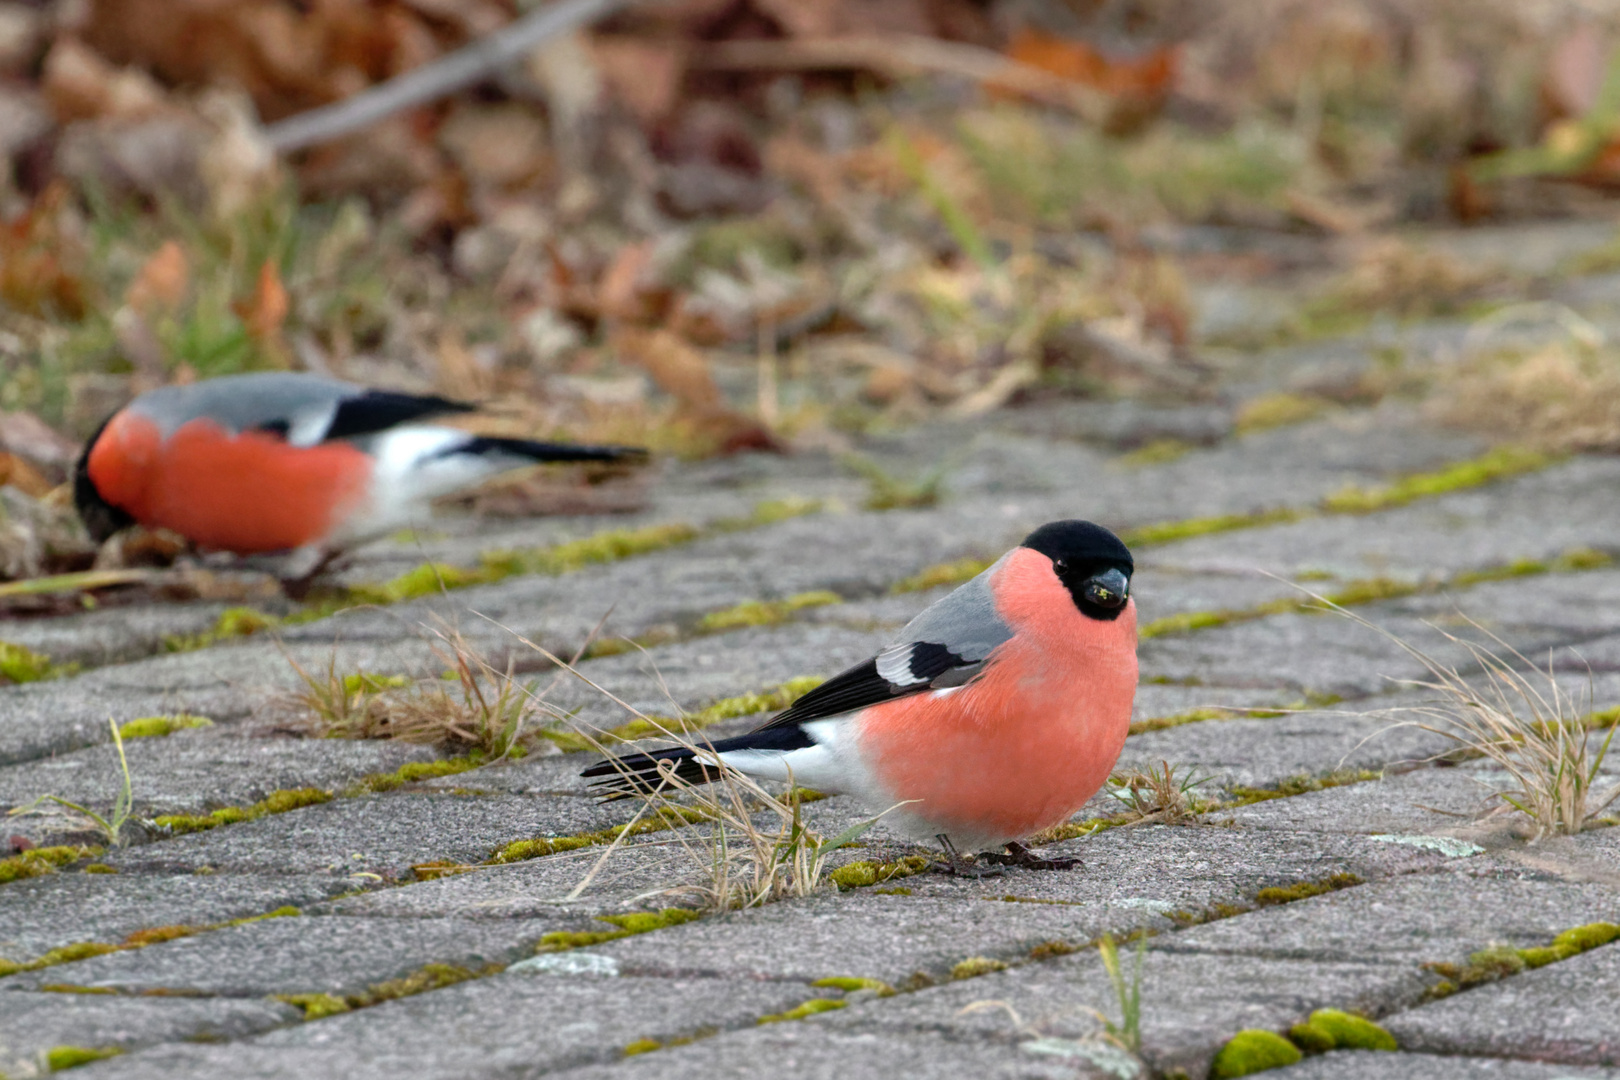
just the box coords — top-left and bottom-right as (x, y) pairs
(1325, 603), (1620, 840)
(1105, 761), (1212, 825)
(505, 629), (892, 912)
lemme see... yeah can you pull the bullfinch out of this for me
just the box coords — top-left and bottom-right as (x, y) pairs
(584, 520), (1137, 874)
(73, 372), (646, 574)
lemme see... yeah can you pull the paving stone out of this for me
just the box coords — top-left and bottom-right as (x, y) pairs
(551, 1023), (1105, 1080)
(1147, 456), (1620, 583)
(1, 915), (563, 997)
(1211, 763), (1524, 835)
(582, 827), (1458, 985)
(0, 993), (297, 1075)
(1383, 943), (1620, 1066)
(1271, 1050), (1620, 1080)
(0, 601), (243, 669)
(0, 732), (436, 841)
(1158, 874), (1617, 965)
(71, 973), (813, 1080)
(0, 872), (351, 963)
(105, 790), (645, 879)
(821, 945), (1431, 1080)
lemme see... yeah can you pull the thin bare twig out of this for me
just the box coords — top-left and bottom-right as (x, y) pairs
(265, 0), (642, 153)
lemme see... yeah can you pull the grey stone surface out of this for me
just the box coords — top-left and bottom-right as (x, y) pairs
(1384, 944), (1620, 1066)
(105, 790), (646, 879)
(822, 946), (1431, 1079)
(1272, 1051), (1620, 1079)
(70, 974), (813, 1080)
(1159, 875), (1618, 965)
(0, 993), (297, 1075)
(0, 872), (350, 962)
(0, 915), (565, 996)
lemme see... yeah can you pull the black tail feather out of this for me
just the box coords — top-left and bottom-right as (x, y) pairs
(459, 436), (649, 465)
(580, 724), (815, 798)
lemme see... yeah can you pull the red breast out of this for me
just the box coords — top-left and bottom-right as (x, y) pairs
(853, 545), (1138, 842)
(87, 411), (373, 554)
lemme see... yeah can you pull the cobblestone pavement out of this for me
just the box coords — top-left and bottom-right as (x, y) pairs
(5, 223), (1620, 1078)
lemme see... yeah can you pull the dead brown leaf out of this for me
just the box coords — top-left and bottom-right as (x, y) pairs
(613, 327), (723, 411)
(236, 258), (290, 345)
(125, 240), (190, 315)
(0, 452), (53, 497)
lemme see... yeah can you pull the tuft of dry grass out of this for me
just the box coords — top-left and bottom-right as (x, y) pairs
(281, 625), (540, 760)
(514, 638), (892, 913)
(1344, 609), (1620, 839)
(1431, 338), (1620, 455)
(1105, 761), (1214, 825)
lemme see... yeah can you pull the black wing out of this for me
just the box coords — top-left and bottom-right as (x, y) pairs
(322, 390), (476, 440)
(752, 641), (979, 732)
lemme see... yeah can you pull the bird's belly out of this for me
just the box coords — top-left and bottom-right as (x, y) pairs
(854, 662), (1134, 848)
(96, 415), (372, 554)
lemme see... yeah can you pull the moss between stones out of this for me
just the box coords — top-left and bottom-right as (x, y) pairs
(828, 855), (931, 891)
(1255, 873), (1364, 907)
(275, 992), (350, 1020)
(891, 557), (994, 595)
(623, 1038), (662, 1056)
(1120, 508), (1303, 550)
(1427, 921), (1620, 995)
(1209, 1030), (1303, 1078)
(1228, 770), (1380, 807)
(0, 639), (74, 684)
(1319, 445), (1552, 515)
(1128, 708), (1234, 735)
(1289, 1009), (1398, 1054)
(117, 713), (214, 739)
(163, 606), (282, 652)
(537, 908), (702, 952)
(758, 998), (847, 1024)
(542, 676), (826, 753)
(490, 806), (713, 868)
(811, 976), (895, 996)
(950, 956), (1008, 980)
(39, 983), (118, 995)
(152, 787), (333, 835)
(44, 1045), (123, 1070)
(1235, 392), (1331, 435)
(276, 961), (501, 1020)
(0, 907), (302, 979)
(0, 844), (103, 886)
(696, 591), (842, 634)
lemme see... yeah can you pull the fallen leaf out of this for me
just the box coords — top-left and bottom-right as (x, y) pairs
(0, 452), (52, 497)
(235, 258), (289, 344)
(613, 327), (723, 410)
(124, 239), (189, 315)
(998, 30), (1178, 128)
(590, 35), (686, 125)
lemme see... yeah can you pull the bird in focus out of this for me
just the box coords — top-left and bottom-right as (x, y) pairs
(583, 519), (1138, 874)
(73, 372), (647, 586)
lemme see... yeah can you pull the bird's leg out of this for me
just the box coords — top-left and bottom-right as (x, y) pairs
(278, 546), (345, 601)
(977, 840), (1083, 871)
(928, 834), (1005, 878)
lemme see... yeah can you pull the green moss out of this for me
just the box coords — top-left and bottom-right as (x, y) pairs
(117, 713), (214, 739)
(44, 1045), (123, 1070)
(892, 557), (994, 595)
(490, 807), (712, 867)
(274, 992), (352, 1019)
(546, 677), (827, 752)
(1209, 1030), (1303, 1078)
(1287, 1021), (1336, 1054)
(1228, 771), (1380, 807)
(758, 998), (848, 1024)
(1236, 393), (1330, 435)
(1553, 922), (1620, 952)
(828, 856), (931, 891)
(1304, 1008), (1397, 1051)
(153, 786), (333, 835)
(348, 962), (491, 1009)
(695, 591), (842, 634)
(811, 976), (895, 996)
(82, 864), (117, 874)
(728, 497), (823, 529)
(1128, 708), (1232, 735)
(0, 845), (102, 885)
(0, 640), (72, 684)
(1320, 445), (1553, 515)
(343, 755), (484, 796)
(623, 1038), (663, 1056)
(164, 606), (282, 651)
(1515, 945), (1570, 968)
(950, 956), (1008, 980)
(1255, 873), (1363, 906)
(538, 908), (701, 951)
(1118, 438), (1194, 467)
(1121, 508), (1302, 549)
(39, 983), (118, 994)
(1028, 940), (1081, 960)
(1137, 609), (1242, 639)
(873, 887), (912, 896)
(122, 925), (203, 947)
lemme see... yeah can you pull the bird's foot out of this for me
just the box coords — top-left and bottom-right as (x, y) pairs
(278, 547), (345, 601)
(926, 834), (1006, 878)
(977, 841), (1083, 872)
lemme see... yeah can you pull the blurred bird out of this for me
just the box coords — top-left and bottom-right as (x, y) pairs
(584, 520), (1138, 874)
(74, 372), (646, 583)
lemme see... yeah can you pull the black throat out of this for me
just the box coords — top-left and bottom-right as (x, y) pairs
(73, 414), (136, 543)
